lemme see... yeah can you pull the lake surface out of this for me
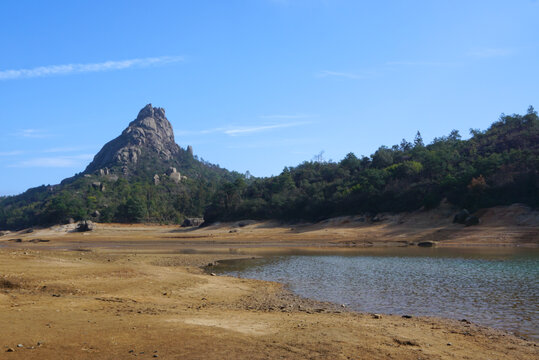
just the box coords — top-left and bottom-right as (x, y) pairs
(214, 247), (539, 341)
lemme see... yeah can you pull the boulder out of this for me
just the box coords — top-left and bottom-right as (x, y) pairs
(76, 220), (95, 232)
(464, 215), (480, 226)
(181, 218), (204, 227)
(98, 168), (110, 176)
(236, 220), (256, 227)
(169, 171), (182, 183)
(153, 174), (160, 185)
(91, 182), (106, 191)
(453, 209), (470, 224)
(417, 241), (436, 247)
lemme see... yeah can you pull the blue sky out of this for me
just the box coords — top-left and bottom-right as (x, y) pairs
(1, 0), (538, 195)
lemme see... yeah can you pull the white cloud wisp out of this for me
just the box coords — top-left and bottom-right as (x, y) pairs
(177, 120), (312, 137)
(10, 154), (94, 168)
(316, 70), (365, 80)
(0, 55), (184, 80)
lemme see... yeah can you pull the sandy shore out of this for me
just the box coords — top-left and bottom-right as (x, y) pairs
(1, 207), (538, 359)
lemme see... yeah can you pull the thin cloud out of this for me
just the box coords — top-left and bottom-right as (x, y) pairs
(467, 48), (513, 58)
(10, 154), (94, 168)
(386, 60), (458, 66)
(224, 122), (309, 136)
(15, 129), (51, 138)
(176, 127), (225, 136)
(177, 120), (312, 137)
(227, 137), (319, 149)
(258, 114), (313, 119)
(0, 55), (184, 80)
(43, 146), (95, 153)
(316, 70), (365, 80)
(0, 150), (24, 156)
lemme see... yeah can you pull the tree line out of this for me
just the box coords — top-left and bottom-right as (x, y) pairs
(0, 107), (537, 229)
(204, 107), (539, 223)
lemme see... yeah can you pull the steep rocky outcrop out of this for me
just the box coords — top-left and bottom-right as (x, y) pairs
(0, 104), (238, 230)
(84, 104), (181, 175)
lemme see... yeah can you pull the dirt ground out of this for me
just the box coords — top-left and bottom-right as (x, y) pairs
(0, 204), (538, 359)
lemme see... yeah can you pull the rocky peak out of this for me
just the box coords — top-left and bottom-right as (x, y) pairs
(122, 103), (176, 151)
(84, 104), (181, 175)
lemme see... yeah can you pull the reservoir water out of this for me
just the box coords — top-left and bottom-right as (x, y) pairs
(214, 247), (539, 341)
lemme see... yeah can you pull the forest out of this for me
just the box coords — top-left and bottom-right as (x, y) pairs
(0, 148), (242, 229)
(204, 107), (539, 223)
(0, 107), (537, 229)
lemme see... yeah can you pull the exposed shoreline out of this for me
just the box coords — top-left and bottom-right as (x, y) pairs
(2, 203), (539, 250)
(1, 210), (538, 359)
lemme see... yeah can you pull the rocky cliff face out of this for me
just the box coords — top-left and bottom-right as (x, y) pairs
(84, 104), (181, 175)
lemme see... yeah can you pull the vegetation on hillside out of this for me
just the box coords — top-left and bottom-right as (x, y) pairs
(0, 149), (242, 229)
(1, 107), (537, 230)
(204, 107), (539, 223)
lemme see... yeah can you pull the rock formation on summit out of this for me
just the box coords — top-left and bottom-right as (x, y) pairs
(84, 104), (181, 175)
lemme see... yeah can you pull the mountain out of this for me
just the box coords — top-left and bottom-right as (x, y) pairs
(1, 105), (538, 230)
(0, 105), (241, 229)
(84, 104), (181, 175)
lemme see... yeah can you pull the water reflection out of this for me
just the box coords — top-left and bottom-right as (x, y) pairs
(215, 247), (539, 341)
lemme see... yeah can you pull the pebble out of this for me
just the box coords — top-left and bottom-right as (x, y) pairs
(210, 273), (216, 276)
(372, 313), (382, 319)
(447, 342), (452, 346)
(17, 344), (23, 348)
(6, 348), (14, 352)
(402, 315), (413, 319)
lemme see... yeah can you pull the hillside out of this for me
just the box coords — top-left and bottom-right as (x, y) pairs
(205, 107), (539, 223)
(0, 105), (241, 229)
(1, 106), (538, 230)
